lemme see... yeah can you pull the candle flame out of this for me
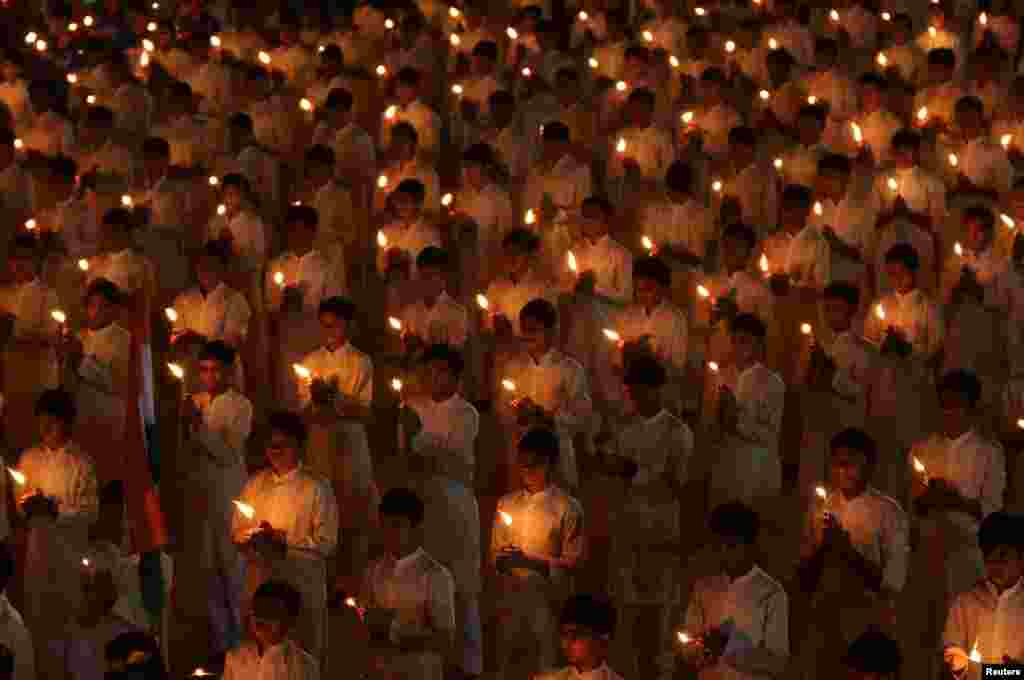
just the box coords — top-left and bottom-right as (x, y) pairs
(851, 122), (863, 143)
(643, 31), (654, 42)
(616, 80), (628, 92)
(876, 51), (888, 67)
(708, 361), (719, 373)
(35, 40), (47, 52)
(78, 258), (90, 272)
(567, 251), (578, 273)
(391, 378), (403, 393)
(233, 500), (255, 519)
(84, 15), (94, 27)
(193, 670), (213, 677)
(501, 379), (517, 392)
(1017, 418), (1024, 430)
(449, 6), (461, 17)
(616, 137), (627, 153)
(948, 153), (958, 168)
(146, 21), (157, 32)
(641, 235), (654, 251)
(476, 294), (489, 310)
(377, 175), (389, 189)
(759, 253), (769, 273)
(441, 193), (454, 207)
(345, 597), (357, 608)
(1001, 134), (1013, 150)
(273, 271), (285, 287)
(875, 303), (886, 320)
(13, 138), (22, 150)
(217, 204), (226, 216)
(589, 57), (599, 69)
(524, 209), (536, 225)
(669, 55), (680, 68)
(385, 18), (395, 29)
(954, 241), (963, 257)
(808, 95), (818, 105)
(578, 11), (588, 20)
(377, 231), (388, 248)
(300, 98), (313, 112)
(167, 362), (185, 380)
(121, 195), (133, 208)
(881, 11), (892, 21)
(677, 631), (692, 644)
(773, 157), (783, 170)
(603, 328), (621, 343)
(829, 9), (839, 21)
(142, 38), (155, 52)
(164, 307), (178, 323)
(917, 106), (929, 121)
(712, 180), (723, 193)
(24, 32), (36, 44)
(499, 511), (513, 526)
(913, 457), (926, 474)
(969, 643), (981, 663)
(209, 176), (219, 186)
(978, 12), (987, 25)
(210, 35), (221, 47)
(1000, 214), (1016, 229)
(258, 51), (272, 65)
(450, 34), (461, 46)
(25, 218), (36, 231)
(697, 284), (710, 299)
(452, 84), (464, 95)
(388, 317), (403, 332)
(801, 323), (812, 335)
(7, 468), (25, 486)
(929, 26), (937, 36)
(292, 364), (311, 380)
(695, 6), (706, 16)
(759, 89), (771, 101)
(67, 73), (78, 84)
(725, 40), (736, 53)
(51, 310), (67, 324)
(506, 27), (519, 40)
(384, 105), (398, 119)
(887, 177), (899, 192)
(815, 485), (827, 500)
(767, 38), (778, 50)
(681, 111), (694, 124)
(376, 65), (388, 77)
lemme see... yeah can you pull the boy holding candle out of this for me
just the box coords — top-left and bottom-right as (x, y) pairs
(381, 68), (442, 159)
(678, 502), (789, 680)
(873, 129), (947, 228)
(400, 344), (482, 679)
(774, 184), (829, 291)
(224, 581), (319, 680)
(375, 125), (442, 216)
(864, 244), (944, 363)
(776, 105), (829, 189)
(848, 73), (900, 164)
(809, 153), (877, 286)
(360, 488), (456, 680)
(942, 511), (1024, 673)
(796, 428), (909, 677)
(297, 296), (373, 421)
(718, 126), (780, 234)
(376, 178), (443, 282)
(490, 428), (586, 680)
(178, 340), (252, 657)
(207, 173), (268, 273)
(18, 389), (99, 679)
(521, 122), (594, 222)
(499, 299), (593, 491)
(600, 356), (692, 679)
(312, 88), (376, 179)
(483, 229), (556, 340)
(913, 49), (963, 128)
(607, 89), (674, 185)
(88, 208), (156, 302)
(535, 594), (623, 680)
(233, 411), (339, 663)
(941, 96), (1012, 196)
(942, 205), (1001, 302)
(635, 161), (713, 272)
(400, 247), (470, 352)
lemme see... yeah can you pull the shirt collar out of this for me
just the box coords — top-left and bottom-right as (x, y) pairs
(571, 663), (608, 680)
(644, 408), (670, 426)
(271, 463), (302, 483)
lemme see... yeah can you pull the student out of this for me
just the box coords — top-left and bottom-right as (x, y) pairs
(312, 88), (376, 178)
(490, 428), (586, 680)
(222, 114), (284, 226)
(636, 161), (713, 271)
(294, 296), (373, 421)
(680, 502), (789, 679)
(608, 89), (673, 184)
(941, 205), (1000, 302)
(842, 630), (903, 680)
(400, 247), (470, 351)
(521, 122), (594, 219)
(300, 145), (355, 260)
(87, 208), (156, 301)
(401, 344), (482, 680)
(360, 488), (456, 680)
(374, 124), (441, 216)
(797, 428), (909, 676)
(776, 105), (830, 189)
(911, 370), (1006, 606)
(943, 512), (1024, 670)
(718, 126), (780, 233)
(704, 223), (773, 349)
(207, 173), (268, 272)
(942, 96), (1013, 196)
(233, 412), (339, 662)
(482, 229), (556, 339)
(536, 595), (624, 680)
(809, 153), (877, 286)
(848, 73), (900, 164)
(874, 129), (946, 229)
(376, 178), (443, 280)
(0, 545), (34, 680)
(775, 184), (828, 291)
(708, 314), (786, 513)
(178, 340), (252, 657)
(498, 299), (593, 491)
(224, 581), (319, 680)
(564, 196), (632, 307)
(452, 143), (514, 289)
(602, 356), (692, 679)
(913, 48), (963, 127)
(380, 68), (442, 158)
(17, 389), (99, 680)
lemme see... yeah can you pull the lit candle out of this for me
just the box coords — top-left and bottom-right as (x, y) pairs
(69, 22), (80, 32)
(257, 51), (272, 66)
(139, 52), (151, 68)
(450, 34), (461, 47)
(13, 139), (22, 151)
(121, 195), (133, 208)
(506, 27), (519, 40)
(954, 241), (964, 257)
(876, 52), (888, 67)
(917, 106), (929, 124)
(524, 209), (536, 225)
(233, 500), (255, 519)
(913, 456), (928, 479)
(697, 284), (711, 300)
(758, 89), (771, 102)
(589, 57), (599, 69)
(67, 73), (78, 84)
(83, 15), (94, 27)
(167, 362), (185, 381)
(725, 39), (736, 53)
(602, 328), (622, 344)
(451, 83), (464, 96)
(7, 468), (25, 487)
(390, 378), (403, 398)
(299, 98), (313, 112)
(759, 253), (770, 276)
(881, 11), (892, 21)
(273, 271), (285, 288)
(476, 294), (490, 311)
(142, 39), (155, 52)
(978, 12), (987, 26)
(711, 180), (723, 194)
(78, 258), (90, 272)
(815, 485), (828, 501)
(449, 6), (461, 18)
(929, 26), (937, 37)
(384, 105), (398, 120)
(377, 231), (388, 248)
(768, 38), (778, 50)
(441, 193), (454, 208)
(376, 65), (388, 77)
(193, 669), (214, 677)
(51, 310), (67, 325)
(210, 35), (221, 48)
(1001, 134), (1013, 150)
(209, 176), (219, 187)
(164, 307), (178, 323)
(773, 157), (783, 170)
(641, 235), (654, 252)
(216, 204), (226, 216)
(24, 219), (36, 231)
(948, 153), (959, 168)
(345, 597), (358, 608)
(377, 175), (389, 190)
(615, 80), (628, 93)
(1000, 214), (1016, 230)
(642, 30), (654, 43)
(385, 18), (395, 29)
(669, 55), (680, 68)
(677, 631), (693, 644)
(969, 642), (981, 664)
(850, 122), (863, 145)
(35, 39), (48, 52)
(695, 7), (706, 16)
(521, 67), (532, 78)
(24, 32), (37, 45)
(807, 96), (818, 105)
(615, 137), (627, 154)
(875, 303), (886, 321)
(578, 10), (588, 21)
(681, 111), (695, 125)
(801, 322), (813, 336)
(82, 558), (91, 567)
(707, 361), (719, 373)
(829, 9), (840, 21)
(887, 177), (900, 194)
(388, 317), (403, 333)
(567, 251), (578, 273)
(292, 364), (312, 382)
(1016, 418), (1024, 430)
(146, 21), (157, 32)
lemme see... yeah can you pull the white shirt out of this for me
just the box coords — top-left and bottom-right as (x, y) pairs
(0, 279), (60, 339)
(636, 197), (712, 259)
(79, 322), (132, 395)
(522, 155), (593, 215)
(485, 269), (557, 335)
(409, 394), (479, 486)
(615, 301), (689, 372)
(609, 126), (675, 181)
(685, 565), (789, 680)
(707, 271), (774, 326)
(944, 578), (1024, 664)
(16, 442), (99, 527)
(300, 342), (374, 408)
(569, 235), (632, 304)
(233, 465), (339, 559)
(197, 389), (253, 472)
(171, 284), (251, 345)
(207, 209), (268, 270)
(500, 349), (593, 435)
(376, 220), (443, 276)
(312, 121), (376, 172)
(265, 252), (345, 313)
(0, 594), (34, 680)
(380, 100), (442, 156)
(401, 292), (470, 348)
(872, 165), (946, 225)
(224, 639), (319, 680)
(864, 288), (944, 358)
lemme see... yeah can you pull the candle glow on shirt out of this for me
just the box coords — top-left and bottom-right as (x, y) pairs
(501, 379), (517, 392)
(602, 328), (621, 343)
(500, 511), (513, 526)
(476, 294), (489, 310)
(567, 251), (578, 273)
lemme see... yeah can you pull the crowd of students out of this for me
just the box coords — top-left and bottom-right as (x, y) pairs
(0, 0), (1021, 677)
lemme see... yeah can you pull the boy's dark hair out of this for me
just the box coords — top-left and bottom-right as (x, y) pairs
(823, 281), (861, 307)
(463, 143), (495, 167)
(198, 340), (236, 366)
(623, 355), (667, 388)
(964, 204), (995, 232)
(890, 129), (921, 151)
(927, 47), (956, 67)
(391, 122), (419, 146)
(324, 88), (354, 112)
(86, 278), (123, 305)
(416, 246), (451, 270)
(560, 594), (617, 638)
(842, 630), (902, 674)
(0, 544), (14, 594)
(396, 67), (421, 86)
(379, 487), (426, 526)
(782, 184), (812, 207)
(937, 369), (983, 407)
(708, 501), (760, 544)
(305, 144), (335, 167)
(318, 296), (356, 321)
(730, 312), (767, 339)
(633, 256), (672, 288)
(35, 388), (77, 425)
(830, 428), (878, 468)
(253, 580), (303, 622)
(471, 41), (498, 60)
(818, 153), (852, 176)
(541, 121), (570, 143)
(728, 126), (757, 147)
(978, 511), (1024, 555)
(394, 178), (426, 204)
(581, 195), (613, 216)
(518, 427), (560, 466)
(520, 299), (558, 329)
(286, 204), (319, 229)
(422, 343), (465, 375)
(502, 228), (540, 253)
(268, 410), (308, 446)
(722, 222), (757, 251)
(142, 137), (171, 159)
(884, 243), (920, 271)
(665, 161), (694, 193)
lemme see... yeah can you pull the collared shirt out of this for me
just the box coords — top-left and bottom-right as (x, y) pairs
(457, 183), (515, 273)
(823, 330), (874, 406)
(808, 191), (879, 257)
(485, 269), (557, 335)
(310, 180), (355, 250)
(914, 82), (965, 126)
(688, 104), (743, 157)
(0, 594), (31, 680)
(615, 301), (689, 373)
(500, 349), (593, 433)
(401, 292), (469, 348)
(724, 161), (781, 233)
(805, 69), (857, 119)
(19, 111), (74, 157)
(265, 251), (345, 313)
(52, 198), (100, 259)
(522, 154), (593, 215)
(853, 108), (901, 162)
(685, 565), (789, 680)
(87, 249), (154, 296)
(864, 288), (944, 358)
(301, 342), (374, 408)
(380, 100), (442, 156)
(233, 465), (339, 559)
(376, 219), (443, 276)
(609, 125), (675, 181)
(409, 394), (479, 486)
(141, 174), (195, 230)
(75, 141), (140, 189)
(490, 486), (585, 590)
(197, 389), (253, 469)
(569, 235), (632, 304)
(944, 578), (1024, 663)
(207, 209), (268, 270)
(312, 122), (376, 172)
(941, 136), (1013, 194)
(873, 165), (946, 225)
(636, 197), (712, 259)
(172, 284), (251, 345)
(785, 226), (830, 289)
(57, 614), (140, 680)
(17, 442), (99, 525)
(870, 217), (937, 297)
(0, 279), (60, 339)
(79, 322), (132, 395)
(733, 362), (786, 453)
(777, 143), (830, 189)
(615, 409), (693, 492)
(805, 486), (910, 595)
(224, 638), (320, 680)
(706, 270), (774, 325)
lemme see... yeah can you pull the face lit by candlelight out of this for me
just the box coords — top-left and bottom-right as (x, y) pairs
(983, 543), (1023, 592)
(318, 310), (349, 352)
(39, 410), (71, 451)
(198, 357), (228, 396)
(560, 623), (608, 669)
(266, 427), (301, 477)
(830, 446), (870, 496)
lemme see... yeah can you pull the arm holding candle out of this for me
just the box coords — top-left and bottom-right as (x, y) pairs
(388, 565), (456, 658)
